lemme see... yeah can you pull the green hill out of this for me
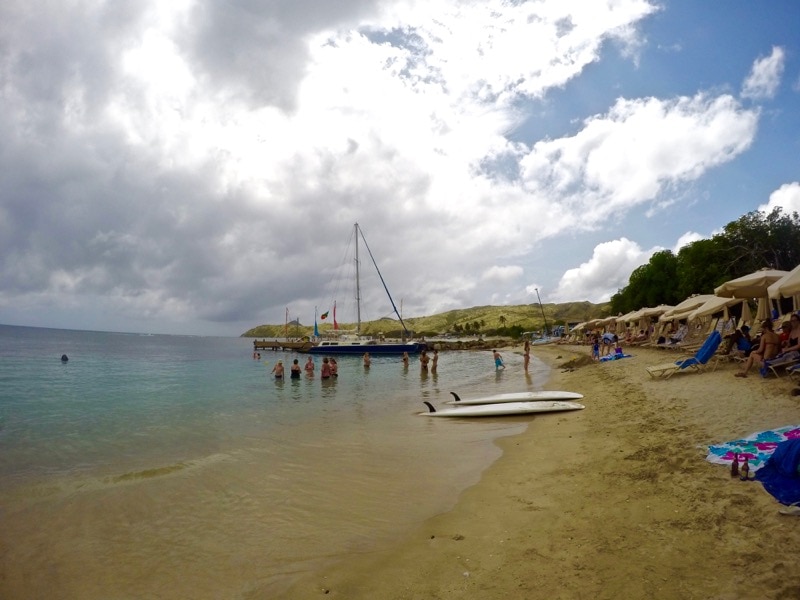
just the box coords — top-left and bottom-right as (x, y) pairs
(242, 301), (610, 338)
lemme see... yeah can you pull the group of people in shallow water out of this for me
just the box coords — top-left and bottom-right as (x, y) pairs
(265, 342), (539, 380)
(270, 355), (339, 379)
(267, 348), (446, 380)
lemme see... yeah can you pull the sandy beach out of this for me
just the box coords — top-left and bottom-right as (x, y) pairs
(286, 342), (800, 599)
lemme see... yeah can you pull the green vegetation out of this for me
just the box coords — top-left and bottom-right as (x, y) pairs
(242, 301), (609, 339)
(610, 208), (800, 314)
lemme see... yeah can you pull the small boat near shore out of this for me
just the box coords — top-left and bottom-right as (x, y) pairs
(419, 400), (585, 417)
(446, 390), (583, 405)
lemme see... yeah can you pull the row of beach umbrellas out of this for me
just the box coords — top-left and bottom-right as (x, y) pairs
(571, 265), (800, 335)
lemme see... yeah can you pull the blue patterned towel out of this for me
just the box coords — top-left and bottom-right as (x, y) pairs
(706, 425), (800, 472)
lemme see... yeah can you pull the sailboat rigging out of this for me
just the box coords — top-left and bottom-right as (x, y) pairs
(309, 223), (425, 355)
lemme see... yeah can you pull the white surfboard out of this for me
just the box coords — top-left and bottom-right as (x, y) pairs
(419, 400), (585, 417)
(445, 390), (583, 405)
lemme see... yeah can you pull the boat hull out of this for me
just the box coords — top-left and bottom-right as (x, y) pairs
(308, 342), (425, 355)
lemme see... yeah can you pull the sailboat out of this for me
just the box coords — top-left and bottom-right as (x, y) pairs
(308, 223), (426, 355)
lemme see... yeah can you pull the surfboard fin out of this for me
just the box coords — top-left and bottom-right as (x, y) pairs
(422, 401), (436, 413)
(449, 392), (461, 402)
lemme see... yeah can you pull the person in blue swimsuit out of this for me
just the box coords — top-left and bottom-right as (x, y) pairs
(493, 349), (505, 370)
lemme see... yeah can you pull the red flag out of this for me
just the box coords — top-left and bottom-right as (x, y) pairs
(320, 311), (329, 320)
(333, 301), (338, 330)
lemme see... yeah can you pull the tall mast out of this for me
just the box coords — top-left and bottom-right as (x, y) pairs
(358, 224), (412, 336)
(535, 287), (549, 337)
(354, 223), (362, 335)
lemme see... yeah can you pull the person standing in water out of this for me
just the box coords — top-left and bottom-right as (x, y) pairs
(523, 340), (530, 373)
(329, 357), (338, 377)
(431, 349), (439, 374)
(493, 349), (505, 370)
(271, 360), (285, 379)
(402, 352), (409, 369)
(320, 357), (332, 379)
(419, 350), (430, 372)
(363, 352), (371, 368)
(304, 356), (315, 376)
(290, 359), (301, 379)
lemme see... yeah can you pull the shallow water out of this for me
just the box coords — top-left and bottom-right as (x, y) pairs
(0, 325), (549, 598)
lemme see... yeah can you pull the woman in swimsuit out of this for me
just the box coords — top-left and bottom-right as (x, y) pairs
(290, 359), (301, 379)
(735, 319), (781, 377)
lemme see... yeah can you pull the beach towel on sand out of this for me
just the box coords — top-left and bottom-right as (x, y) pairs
(706, 425), (800, 471)
(755, 439), (800, 506)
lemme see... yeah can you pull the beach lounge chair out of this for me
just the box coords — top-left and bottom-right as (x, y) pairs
(645, 331), (722, 379)
(761, 352), (800, 378)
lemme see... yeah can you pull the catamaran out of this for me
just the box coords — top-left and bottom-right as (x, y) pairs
(308, 223), (425, 355)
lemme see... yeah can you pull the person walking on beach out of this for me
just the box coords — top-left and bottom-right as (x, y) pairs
(304, 356), (315, 376)
(290, 359), (301, 379)
(523, 340), (531, 373)
(493, 349), (505, 370)
(431, 349), (439, 374)
(271, 360), (284, 379)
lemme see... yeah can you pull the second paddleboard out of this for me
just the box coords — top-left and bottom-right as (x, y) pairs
(446, 390), (583, 405)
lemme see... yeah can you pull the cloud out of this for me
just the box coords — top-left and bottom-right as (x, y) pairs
(517, 93), (758, 231)
(0, 0), (779, 334)
(550, 238), (661, 303)
(673, 231), (704, 252)
(741, 46), (785, 100)
(758, 182), (800, 215)
(481, 265), (524, 283)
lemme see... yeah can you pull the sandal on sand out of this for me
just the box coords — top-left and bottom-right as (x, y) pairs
(735, 373), (747, 378)
(778, 505), (800, 516)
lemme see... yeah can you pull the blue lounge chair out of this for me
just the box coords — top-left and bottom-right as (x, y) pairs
(646, 331), (722, 379)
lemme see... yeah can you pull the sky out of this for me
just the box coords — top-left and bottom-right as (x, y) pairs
(1, 0), (800, 336)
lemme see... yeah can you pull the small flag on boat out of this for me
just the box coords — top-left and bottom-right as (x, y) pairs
(320, 311), (329, 320)
(333, 301), (338, 330)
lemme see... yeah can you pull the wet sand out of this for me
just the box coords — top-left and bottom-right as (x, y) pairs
(287, 342), (800, 599)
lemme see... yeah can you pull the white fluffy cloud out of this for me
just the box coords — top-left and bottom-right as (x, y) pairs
(741, 46), (785, 100)
(518, 93), (758, 229)
(551, 238), (660, 303)
(758, 182), (800, 215)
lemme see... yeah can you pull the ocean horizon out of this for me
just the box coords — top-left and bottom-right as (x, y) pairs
(0, 324), (550, 598)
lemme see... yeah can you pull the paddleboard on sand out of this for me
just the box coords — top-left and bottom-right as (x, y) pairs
(420, 400), (585, 417)
(445, 390), (583, 405)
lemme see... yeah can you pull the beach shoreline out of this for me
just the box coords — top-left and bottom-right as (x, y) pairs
(286, 342), (800, 599)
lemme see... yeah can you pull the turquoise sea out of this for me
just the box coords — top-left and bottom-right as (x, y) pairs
(0, 325), (550, 598)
